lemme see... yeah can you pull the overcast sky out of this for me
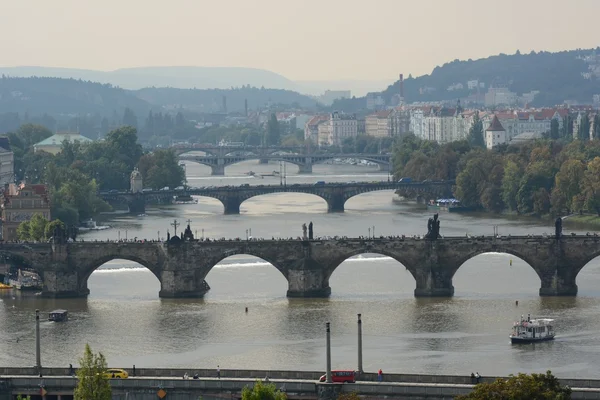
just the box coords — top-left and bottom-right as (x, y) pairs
(2, 0), (599, 81)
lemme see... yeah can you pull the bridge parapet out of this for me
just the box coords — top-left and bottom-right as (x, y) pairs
(0, 235), (597, 299)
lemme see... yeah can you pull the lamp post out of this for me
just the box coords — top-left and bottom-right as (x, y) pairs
(357, 314), (363, 374)
(368, 228), (371, 238)
(325, 322), (332, 383)
(157, 231), (160, 241)
(35, 310), (41, 375)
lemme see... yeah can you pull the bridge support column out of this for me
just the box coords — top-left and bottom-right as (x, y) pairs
(327, 192), (345, 213)
(222, 195), (242, 214)
(128, 197), (146, 214)
(539, 267), (578, 296)
(298, 163), (313, 174)
(258, 158), (269, 164)
(159, 270), (211, 298)
(41, 270), (88, 298)
(211, 164), (225, 176)
(413, 244), (455, 297)
(286, 259), (331, 298)
(377, 163), (390, 172)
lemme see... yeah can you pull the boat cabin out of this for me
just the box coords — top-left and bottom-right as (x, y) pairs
(510, 314), (554, 343)
(48, 309), (68, 322)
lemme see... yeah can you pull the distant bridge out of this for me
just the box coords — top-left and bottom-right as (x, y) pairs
(99, 181), (454, 214)
(173, 144), (309, 157)
(178, 152), (393, 175)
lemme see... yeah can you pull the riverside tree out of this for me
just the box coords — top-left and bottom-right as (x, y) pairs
(73, 344), (111, 400)
(455, 370), (571, 400)
(241, 380), (286, 400)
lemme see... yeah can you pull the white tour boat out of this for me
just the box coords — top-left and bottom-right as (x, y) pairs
(510, 314), (555, 344)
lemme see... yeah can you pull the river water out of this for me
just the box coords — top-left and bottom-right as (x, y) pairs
(2, 160), (600, 378)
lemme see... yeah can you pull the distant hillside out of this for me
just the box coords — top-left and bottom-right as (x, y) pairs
(334, 48), (600, 109)
(0, 66), (300, 92)
(135, 86), (318, 113)
(0, 76), (151, 116)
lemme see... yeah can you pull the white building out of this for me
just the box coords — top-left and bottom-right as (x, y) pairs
(366, 93), (386, 110)
(485, 115), (507, 149)
(0, 138), (14, 186)
(317, 112), (358, 147)
(304, 115), (328, 144)
(484, 87), (517, 107)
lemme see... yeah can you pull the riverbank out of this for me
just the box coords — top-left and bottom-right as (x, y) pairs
(563, 214), (600, 228)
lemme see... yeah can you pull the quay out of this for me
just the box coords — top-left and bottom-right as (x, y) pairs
(0, 235), (598, 299)
(2, 368), (600, 399)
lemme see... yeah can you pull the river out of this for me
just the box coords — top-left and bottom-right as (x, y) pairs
(2, 160), (600, 378)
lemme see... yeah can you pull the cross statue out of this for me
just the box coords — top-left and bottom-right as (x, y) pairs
(186, 219), (192, 226)
(171, 219), (180, 236)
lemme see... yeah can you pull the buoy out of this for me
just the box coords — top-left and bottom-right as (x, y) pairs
(515, 300), (519, 306)
(245, 307), (248, 313)
(510, 259), (513, 266)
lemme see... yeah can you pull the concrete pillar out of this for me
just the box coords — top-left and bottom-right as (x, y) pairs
(211, 164), (225, 176)
(326, 192), (345, 213)
(377, 163), (391, 172)
(221, 195), (242, 215)
(325, 322), (332, 383)
(159, 270), (211, 298)
(286, 268), (331, 298)
(35, 309), (41, 374)
(297, 163), (313, 174)
(357, 314), (363, 374)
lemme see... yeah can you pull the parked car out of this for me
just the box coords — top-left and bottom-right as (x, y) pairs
(103, 368), (129, 379)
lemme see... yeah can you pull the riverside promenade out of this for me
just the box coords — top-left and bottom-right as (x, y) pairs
(2, 368), (600, 400)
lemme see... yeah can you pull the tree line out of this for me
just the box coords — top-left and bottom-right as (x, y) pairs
(7, 124), (184, 227)
(393, 133), (600, 216)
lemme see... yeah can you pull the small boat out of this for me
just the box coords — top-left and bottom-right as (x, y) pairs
(510, 314), (555, 344)
(48, 309), (68, 322)
(79, 219), (110, 231)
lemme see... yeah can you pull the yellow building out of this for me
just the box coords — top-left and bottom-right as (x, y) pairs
(1, 183), (51, 241)
(33, 132), (93, 155)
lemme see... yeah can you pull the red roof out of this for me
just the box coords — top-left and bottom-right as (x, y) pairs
(369, 110), (393, 118)
(487, 115), (505, 131)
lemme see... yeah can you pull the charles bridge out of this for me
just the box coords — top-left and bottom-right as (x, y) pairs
(99, 181), (454, 214)
(1, 235), (599, 299)
(178, 152), (392, 175)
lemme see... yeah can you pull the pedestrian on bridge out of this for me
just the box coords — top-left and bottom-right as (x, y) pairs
(217, 365), (220, 379)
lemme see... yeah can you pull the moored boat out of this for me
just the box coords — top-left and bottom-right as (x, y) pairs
(510, 314), (555, 344)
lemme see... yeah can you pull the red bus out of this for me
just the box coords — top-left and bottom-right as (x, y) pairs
(319, 370), (356, 383)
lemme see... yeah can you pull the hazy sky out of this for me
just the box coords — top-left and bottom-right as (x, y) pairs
(2, 0), (599, 82)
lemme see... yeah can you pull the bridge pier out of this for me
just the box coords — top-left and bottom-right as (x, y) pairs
(413, 243), (455, 297)
(258, 158), (269, 164)
(211, 164), (225, 176)
(298, 163), (313, 174)
(286, 260), (331, 298)
(41, 270), (88, 298)
(159, 270), (211, 298)
(222, 195), (242, 214)
(377, 163), (391, 172)
(539, 268), (578, 296)
(327, 192), (345, 213)
(127, 196), (146, 214)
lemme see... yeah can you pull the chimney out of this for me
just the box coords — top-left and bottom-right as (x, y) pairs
(399, 74), (404, 99)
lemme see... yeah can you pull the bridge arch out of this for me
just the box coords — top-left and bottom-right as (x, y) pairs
(238, 192), (328, 214)
(452, 252), (542, 297)
(324, 249), (418, 296)
(202, 253), (288, 298)
(450, 246), (542, 281)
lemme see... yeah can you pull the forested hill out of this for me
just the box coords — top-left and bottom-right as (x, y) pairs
(135, 86), (318, 112)
(0, 76), (319, 118)
(0, 76), (152, 116)
(335, 48), (600, 110)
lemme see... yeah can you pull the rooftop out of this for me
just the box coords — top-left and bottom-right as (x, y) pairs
(34, 132), (93, 147)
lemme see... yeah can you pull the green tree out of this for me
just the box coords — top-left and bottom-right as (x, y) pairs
(74, 344), (112, 400)
(45, 219), (66, 241)
(265, 113), (281, 146)
(16, 221), (31, 241)
(241, 380), (286, 400)
(594, 114), (600, 140)
(16, 395), (31, 400)
(122, 107), (138, 128)
(562, 115), (573, 139)
(583, 157), (600, 215)
(578, 113), (590, 141)
(104, 126), (143, 171)
(137, 149), (185, 190)
(554, 159), (586, 212)
(501, 160), (522, 212)
(455, 370), (571, 400)
(29, 214), (49, 241)
(467, 112), (485, 148)
(337, 393), (360, 400)
(550, 118), (560, 140)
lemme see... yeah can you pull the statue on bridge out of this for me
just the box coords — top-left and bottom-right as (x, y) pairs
(555, 217), (563, 240)
(308, 221), (313, 240)
(302, 223), (307, 240)
(183, 223), (195, 241)
(425, 214), (441, 240)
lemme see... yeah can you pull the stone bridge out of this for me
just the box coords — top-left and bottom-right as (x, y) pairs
(2, 235), (600, 299)
(178, 153), (392, 175)
(99, 181), (453, 214)
(173, 144), (307, 157)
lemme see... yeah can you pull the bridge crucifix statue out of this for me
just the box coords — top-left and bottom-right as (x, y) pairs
(302, 223), (307, 240)
(555, 217), (563, 240)
(171, 219), (180, 236)
(425, 213), (441, 240)
(308, 221), (313, 240)
(183, 219), (195, 241)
